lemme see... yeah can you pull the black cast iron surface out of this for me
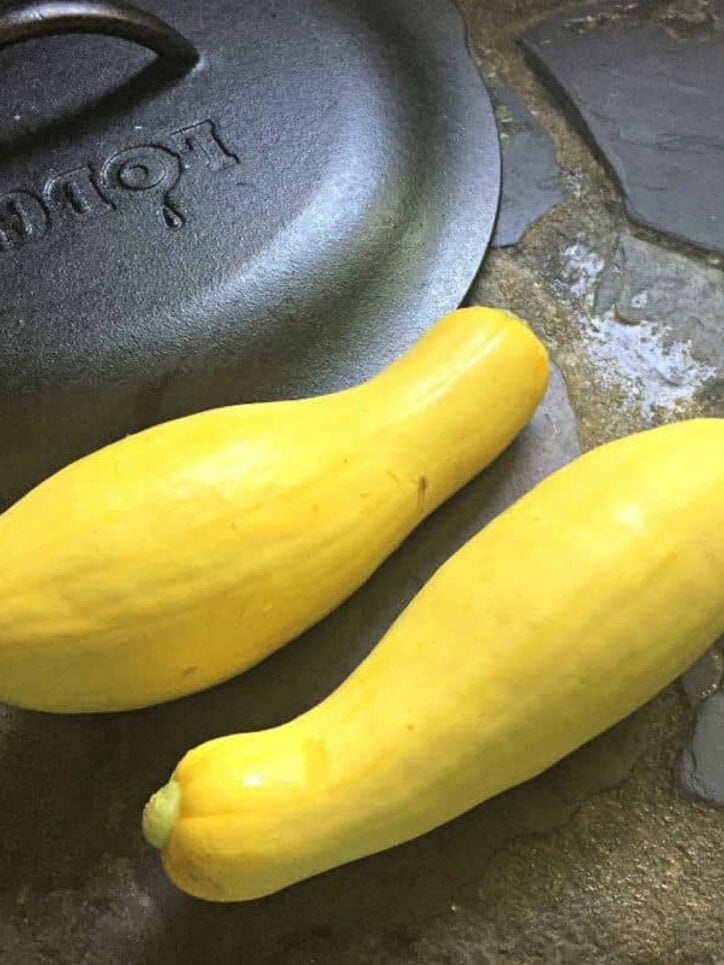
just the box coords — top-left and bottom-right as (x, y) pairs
(0, 0), (500, 508)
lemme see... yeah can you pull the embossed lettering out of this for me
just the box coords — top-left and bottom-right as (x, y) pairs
(101, 146), (185, 229)
(167, 120), (239, 172)
(0, 191), (49, 252)
(44, 166), (112, 219)
(0, 118), (237, 250)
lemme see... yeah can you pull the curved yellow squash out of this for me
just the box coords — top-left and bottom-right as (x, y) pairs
(143, 418), (724, 902)
(0, 307), (548, 712)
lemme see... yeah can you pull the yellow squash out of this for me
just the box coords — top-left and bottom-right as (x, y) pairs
(0, 307), (548, 712)
(143, 418), (724, 902)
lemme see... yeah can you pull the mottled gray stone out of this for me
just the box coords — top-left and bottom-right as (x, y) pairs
(532, 232), (721, 423)
(680, 693), (724, 806)
(490, 84), (564, 247)
(521, 0), (724, 254)
(595, 233), (723, 385)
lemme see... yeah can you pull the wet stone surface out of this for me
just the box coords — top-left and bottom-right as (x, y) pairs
(595, 234), (724, 395)
(2, 1), (724, 963)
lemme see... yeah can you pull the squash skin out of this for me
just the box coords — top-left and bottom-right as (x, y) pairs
(0, 307), (548, 712)
(146, 418), (724, 902)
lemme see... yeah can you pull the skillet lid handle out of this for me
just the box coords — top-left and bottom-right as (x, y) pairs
(0, 0), (199, 73)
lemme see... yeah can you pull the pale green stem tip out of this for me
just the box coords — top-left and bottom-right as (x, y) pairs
(142, 779), (180, 850)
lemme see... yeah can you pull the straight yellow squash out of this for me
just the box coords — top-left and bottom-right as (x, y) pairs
(143, 418), (724, 902)
(0, 307), (548, 712)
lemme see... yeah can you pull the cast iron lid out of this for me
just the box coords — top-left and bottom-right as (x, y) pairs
(0, 0), (501, 508)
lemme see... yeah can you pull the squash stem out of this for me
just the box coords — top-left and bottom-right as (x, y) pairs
(142, 780), (180, 849)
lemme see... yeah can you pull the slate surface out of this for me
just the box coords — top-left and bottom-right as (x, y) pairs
(681, 637), (724, 805)
(490, 84), (564, 247)
(680, 691), (724, 806)
(521, 0), (724, 255)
